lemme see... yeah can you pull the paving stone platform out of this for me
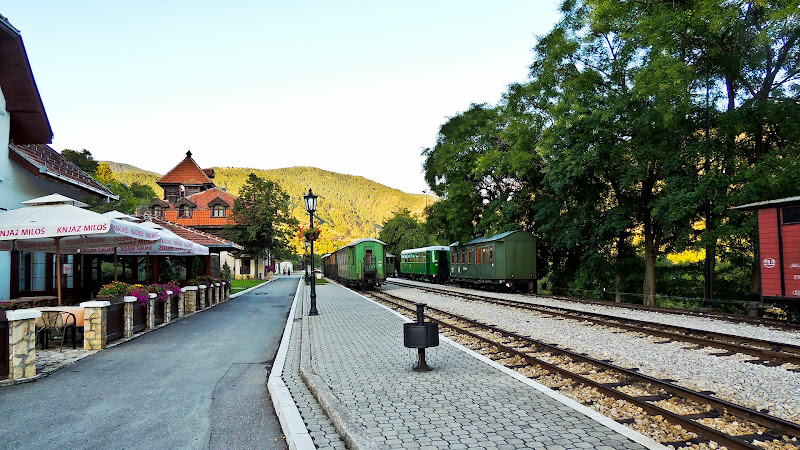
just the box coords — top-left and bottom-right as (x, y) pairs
(270, 280), (667, 450)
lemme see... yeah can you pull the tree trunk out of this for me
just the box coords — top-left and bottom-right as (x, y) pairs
(615, 232), (631, 303)
(643, 213), (656, 306)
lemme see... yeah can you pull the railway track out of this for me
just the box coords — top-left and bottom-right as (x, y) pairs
(365, 289), (800, 450)
(386, 280), (800, 370)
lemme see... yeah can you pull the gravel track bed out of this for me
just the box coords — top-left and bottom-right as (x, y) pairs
(389, 279), (800, 346)
(384, 284), (800, 425)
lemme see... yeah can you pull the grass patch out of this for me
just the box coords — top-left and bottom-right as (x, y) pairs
(231, 279), (267, 291)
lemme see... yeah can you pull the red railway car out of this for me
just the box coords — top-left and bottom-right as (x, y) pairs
(736, 196), (800, 320)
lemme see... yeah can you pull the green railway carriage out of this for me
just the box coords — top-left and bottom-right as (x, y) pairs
(449, 230), (537, 292)
(399, 246), (451, 283)
(321, 253), (335, 278)
(330, 238), (387, 289)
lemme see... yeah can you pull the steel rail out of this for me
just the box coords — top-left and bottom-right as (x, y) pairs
(387, 279), (800, 330)
(388, 280), (800, 367)
(368, 290), (800, 450)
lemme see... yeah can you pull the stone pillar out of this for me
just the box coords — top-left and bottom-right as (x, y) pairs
(80, 301), (111, 350)
(164, 290), (173, 324)
(223, 282), (230, 301)
(198, 285), (207, 310)
(183, 287), (198, 315)
(147, 293), (157, 329)
(210, 283), (217, 305)
(6, 309), (41, 380)
(123, 296), (137, 338)
(177, 290), (185, 318)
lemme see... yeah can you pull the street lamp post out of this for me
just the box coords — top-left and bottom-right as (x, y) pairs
(423, 189), (429, 246)
(304, 188), (319, 316)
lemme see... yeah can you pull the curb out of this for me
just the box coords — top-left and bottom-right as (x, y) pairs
(267, 278), (315, 450)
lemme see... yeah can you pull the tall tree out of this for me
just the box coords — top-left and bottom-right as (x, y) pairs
(225, 173), (298, 259)
(589, 0), (800, 297)
(89, 162), (157, 214)
(423, 102), (544, 244)
(61, 149), (99, 175)
(379, 208), (435, 259)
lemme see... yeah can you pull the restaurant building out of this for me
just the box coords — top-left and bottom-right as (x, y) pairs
(0, 14), (118, 301)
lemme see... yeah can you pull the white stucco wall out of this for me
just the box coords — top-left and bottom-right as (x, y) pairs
(0, 86), (98, 300)
(0, 86), (10, 299)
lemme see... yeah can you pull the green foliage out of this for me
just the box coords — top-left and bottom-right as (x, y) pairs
(421, 0), (800, 305)
(61, 149), (99, 175)
(378, 208), (440, 262)
(224, 173), (299, 258)
(221, 261), (232, 282)
(90, 162), (157, 215)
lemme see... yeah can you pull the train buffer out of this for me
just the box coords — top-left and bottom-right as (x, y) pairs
(403, 302), (439, 371)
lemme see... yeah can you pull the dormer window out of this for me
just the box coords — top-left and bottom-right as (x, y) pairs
(174, 197), (196, 219)
(208, 196), (230, 219)
(147, 198), (169, 218)
(212, 204), (226, 218)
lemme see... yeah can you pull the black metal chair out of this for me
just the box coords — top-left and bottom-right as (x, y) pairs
(37, 311), (77, 351)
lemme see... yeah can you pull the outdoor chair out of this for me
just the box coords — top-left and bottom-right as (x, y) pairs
(37, 311), (77, 351)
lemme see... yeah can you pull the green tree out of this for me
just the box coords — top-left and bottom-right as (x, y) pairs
(225, 173), (298, 259)
(423, 102), (542, 244)
(86, 162), (157, 214)
(588, 0), (800, 298)
(379, 208), (435, 259)
(61, 149), (99, 175)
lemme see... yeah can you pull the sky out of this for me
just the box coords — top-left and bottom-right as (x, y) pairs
(3, 1), (563, 194)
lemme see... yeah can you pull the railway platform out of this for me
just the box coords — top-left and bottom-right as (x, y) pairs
(268, 280), (667, 449)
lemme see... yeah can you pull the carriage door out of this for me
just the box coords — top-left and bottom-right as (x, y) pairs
(364, 250), (377, 275)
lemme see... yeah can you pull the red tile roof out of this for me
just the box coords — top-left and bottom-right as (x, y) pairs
(157, 151), (213, 186)
(142, 214), (242, 250)
(188, 187), (236, 209)
(8, 143), (118, 199)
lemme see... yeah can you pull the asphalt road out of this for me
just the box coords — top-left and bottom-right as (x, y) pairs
(0, 277), (298, 450)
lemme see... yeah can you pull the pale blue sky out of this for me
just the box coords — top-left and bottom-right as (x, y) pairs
(3, 1), (562, 194)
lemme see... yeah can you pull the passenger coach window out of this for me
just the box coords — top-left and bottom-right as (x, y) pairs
(468, 250), (473, 264)
(488, 246), (493, 263)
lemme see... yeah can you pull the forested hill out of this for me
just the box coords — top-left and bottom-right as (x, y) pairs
(105, 163), (428, 254)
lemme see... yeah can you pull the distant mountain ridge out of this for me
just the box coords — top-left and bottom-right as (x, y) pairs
(105, 162), (428, 254)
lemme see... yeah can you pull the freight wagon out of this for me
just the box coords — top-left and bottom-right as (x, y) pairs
(734, 197), (800, 320)
(449, 230), (537, 292)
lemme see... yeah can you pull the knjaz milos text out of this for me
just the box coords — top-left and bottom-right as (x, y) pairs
(0, 227), (47, 237)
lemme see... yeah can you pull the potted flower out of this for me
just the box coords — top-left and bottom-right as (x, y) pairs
(196, 275), (217, 286)
(98, 281), (131, 303)
(298, 226), (321, 242)
(148, 284), (171, 302)
(129, 284), (150, 307)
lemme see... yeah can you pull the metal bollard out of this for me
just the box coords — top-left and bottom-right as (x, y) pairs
(403, 303), (439, 371)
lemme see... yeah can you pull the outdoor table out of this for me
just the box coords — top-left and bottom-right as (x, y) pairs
(34, 306), (84, 349)
(36, 306), (85, 327)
